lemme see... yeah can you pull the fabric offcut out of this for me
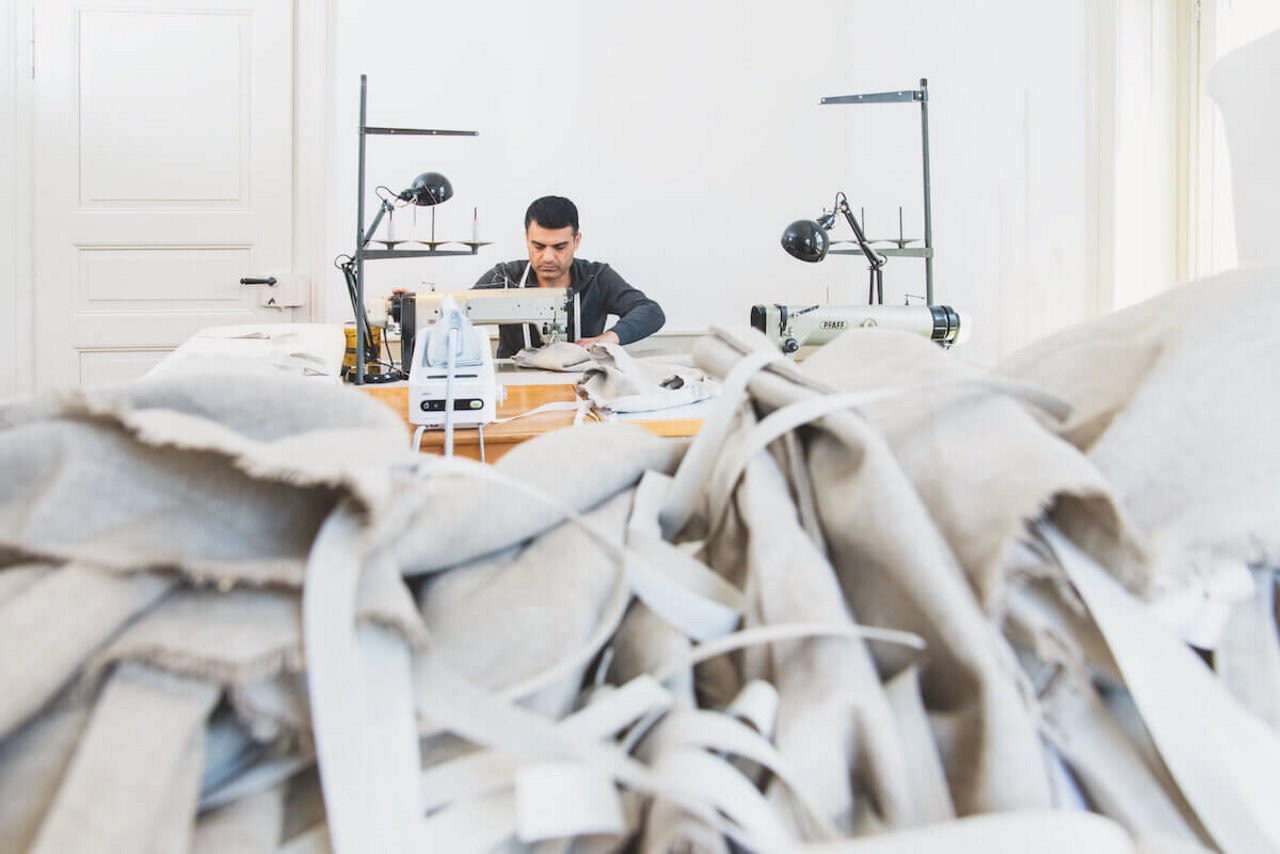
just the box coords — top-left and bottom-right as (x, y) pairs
(510, 339), (718, 413)
(995, 267), (1280, 603)
(578, 343), (719, 413)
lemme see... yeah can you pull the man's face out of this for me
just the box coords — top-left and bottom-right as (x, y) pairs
(525, 220), (581, 285)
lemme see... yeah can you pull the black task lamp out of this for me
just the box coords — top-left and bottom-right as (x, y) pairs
(339, 171), (454, 384)
(362, 171), (454, 247)
(782, 191), (887, 304)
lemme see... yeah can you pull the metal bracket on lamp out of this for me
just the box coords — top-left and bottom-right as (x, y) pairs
(781, 192), (888, 304)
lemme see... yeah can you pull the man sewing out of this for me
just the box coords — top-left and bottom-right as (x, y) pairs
(473, 196), (665, 358)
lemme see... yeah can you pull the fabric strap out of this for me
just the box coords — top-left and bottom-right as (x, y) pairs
(703, 377), (1071, 540)
(658, 347), (782, 539)
(1039, 522), (1280, 852)
(303, 508), (421, 854)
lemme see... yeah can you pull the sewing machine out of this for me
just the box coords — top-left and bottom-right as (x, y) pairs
(750, 303), (966, 354)
(397, 288), (579, 374)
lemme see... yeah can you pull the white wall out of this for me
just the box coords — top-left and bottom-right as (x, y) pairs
(0, 0), (18, 398)
(325, 0), (1096, 366)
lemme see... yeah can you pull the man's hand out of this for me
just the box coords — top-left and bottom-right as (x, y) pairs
(575, 331), (620, 347)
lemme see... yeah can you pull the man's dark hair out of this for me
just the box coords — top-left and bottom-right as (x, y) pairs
(525, 196), (579, 233)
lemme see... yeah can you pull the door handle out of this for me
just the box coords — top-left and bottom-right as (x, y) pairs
(240, 276), (278, 286)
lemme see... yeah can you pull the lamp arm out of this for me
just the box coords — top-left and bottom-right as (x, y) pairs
(836, 197), (885, 270)
(360, 198), (395, 248)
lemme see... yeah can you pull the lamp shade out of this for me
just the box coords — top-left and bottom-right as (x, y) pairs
(400, 172), (453, 206)
(781, 219), (830, 263)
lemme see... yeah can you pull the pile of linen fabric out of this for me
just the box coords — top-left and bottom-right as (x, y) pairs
(0, 267), (1277, 853)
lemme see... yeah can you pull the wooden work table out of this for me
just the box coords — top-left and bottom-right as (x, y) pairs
(359, 380), (703, 462)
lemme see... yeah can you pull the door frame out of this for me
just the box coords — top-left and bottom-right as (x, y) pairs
(2, 0), (33, 398)
(5, 0), (333, 396)
(291, 0), (333, 326)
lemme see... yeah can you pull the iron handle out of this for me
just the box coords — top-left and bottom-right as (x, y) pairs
(240, 276), (278, 286)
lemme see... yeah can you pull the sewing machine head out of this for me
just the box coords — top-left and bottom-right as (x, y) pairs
(395, 288), (574, 376)
(412, 288), (572, 339)
(751, 303), (966, 355)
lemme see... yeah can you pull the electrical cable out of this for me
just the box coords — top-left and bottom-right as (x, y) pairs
(335, 256), (402, 383)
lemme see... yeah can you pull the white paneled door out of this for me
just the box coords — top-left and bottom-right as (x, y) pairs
(34, 0), (297, 388)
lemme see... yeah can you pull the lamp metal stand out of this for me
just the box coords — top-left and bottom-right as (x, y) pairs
(830, 194), (886, 304)
(351, 74), (479, 384)
(821, 78), (935, 305)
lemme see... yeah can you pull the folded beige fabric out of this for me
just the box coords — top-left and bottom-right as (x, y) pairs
(578, 343), (718, 413)
(0, 564), (172, 740)
(86, 588), (301, 690)
(0, 421), (328, 586)
(995, 269), (1280, 598)
(77, 588), (317, 748)
(0, 374), (411, 587)
(0, 562), (51, 606)
(512, 340), (592, 371)
(387, 424), (685, 576)
(799, 328), (1146, 613)
(416, 491), (635, 718)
